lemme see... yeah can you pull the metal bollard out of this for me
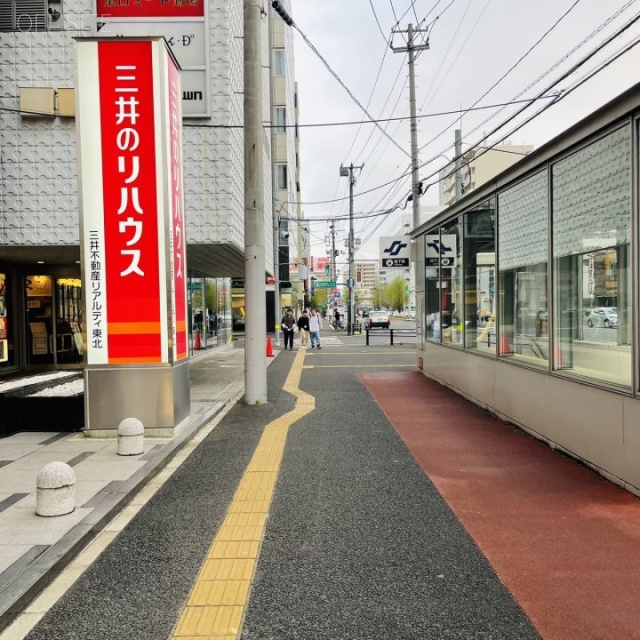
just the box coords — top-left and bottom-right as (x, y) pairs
(117, 417), (144, 456)
(36, 461), (75, 517)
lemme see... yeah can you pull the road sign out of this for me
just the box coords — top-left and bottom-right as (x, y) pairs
(380, 236), (410, 268)
(314, 280), (336, 289)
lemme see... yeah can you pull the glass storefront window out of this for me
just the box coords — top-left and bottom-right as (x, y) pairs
(464, 198), (496, 354)
(25, 274), (83, 367)
(498, 171), (549, 367)
(55, 278), (83, 364)
(440, 217), (463, 346)
(424, 232), (441, 343)
(552, 125), (631, 388)
(25, 275), (54, 366)
(187, 272), (232, 353)
(0, 272), (13, 368)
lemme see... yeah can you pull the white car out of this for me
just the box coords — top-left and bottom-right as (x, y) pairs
(587, 307), (617, 328)
(366, 310), (391, 329)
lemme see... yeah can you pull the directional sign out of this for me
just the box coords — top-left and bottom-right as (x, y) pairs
(380, 236), (410, 268)
(425, 234), (457, 268)
(314, 280), (336, 289)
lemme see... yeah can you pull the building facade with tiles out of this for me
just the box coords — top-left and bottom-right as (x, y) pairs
(0, 0), (300, 371)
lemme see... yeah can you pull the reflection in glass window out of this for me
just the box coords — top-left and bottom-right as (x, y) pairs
(498, 171), (548, 366)
(277, 163), (288, 190)
(424, 232), (440, 342)
(274, 49), (285, 76)
(552, 125), (631, 388)
(464, 198), (496, 353)
(439, 217), (463, 346)
(275, 106), (286, 133)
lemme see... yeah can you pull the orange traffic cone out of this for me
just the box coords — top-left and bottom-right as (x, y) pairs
(553, 339), (563, 368)
(266, 336), (274, 357)
(500, 332), (511, 355)
(194, 328), (201, 350)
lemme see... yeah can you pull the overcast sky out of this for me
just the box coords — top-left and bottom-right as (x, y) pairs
(288, 0), (640, 261)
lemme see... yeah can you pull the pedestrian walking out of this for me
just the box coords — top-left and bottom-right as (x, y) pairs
(281, 308), (296, 350)
(309, 308), (322, 349)
(333, 308), (342, 330)
(297, 309), (310, 348)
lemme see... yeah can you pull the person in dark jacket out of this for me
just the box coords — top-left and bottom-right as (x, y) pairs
(296, 310), (310, 348)
(281, 309), (296, 350)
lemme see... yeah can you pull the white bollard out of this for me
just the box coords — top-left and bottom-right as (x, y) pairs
(117, 417), (144, 456)
(36, 461), (75, 517)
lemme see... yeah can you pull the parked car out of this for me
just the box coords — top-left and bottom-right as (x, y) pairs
(367, 310), (391, 329)
(587, 307), (617, 328)
(232, 314), (246, 330)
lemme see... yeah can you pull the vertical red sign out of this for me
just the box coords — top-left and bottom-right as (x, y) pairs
(167, 57), (188, 360)
(98, 40), (163, 363)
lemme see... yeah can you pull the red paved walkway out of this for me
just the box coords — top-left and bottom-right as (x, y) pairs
(362, 370), (640, 640)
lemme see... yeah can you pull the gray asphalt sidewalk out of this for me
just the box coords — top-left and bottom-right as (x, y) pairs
(0, 343), (246, 633)
(3, 342), (539, 640)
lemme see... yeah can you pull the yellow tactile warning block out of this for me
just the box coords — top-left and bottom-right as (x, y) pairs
(171, 348), (314, 639)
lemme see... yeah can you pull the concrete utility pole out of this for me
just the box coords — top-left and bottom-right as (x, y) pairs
(391, 23), (429, 230)
(340, 163), (363, 336)
(244, 0), (267, 404)
(454, 128), (463, 202)
(272, 207), (281, 346)
(329, 223), (337, 281)
(268, 8), (280, 347)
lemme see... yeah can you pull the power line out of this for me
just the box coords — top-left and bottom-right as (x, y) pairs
(389, 0), (400, 27)
(454, 0), (637, 150)
(293, 22), (410, 157)
(386, 1), (639, 207)
(341, 47), (393, 169)
(173, 96), (559, 132)
(414, 26), (640, 210)
(368, 0), (391, 45)
(419, 0), (474, 97)
(420, 0), (492, 111)
(418, 0), (591, 153)
(292, 11), (640, 208)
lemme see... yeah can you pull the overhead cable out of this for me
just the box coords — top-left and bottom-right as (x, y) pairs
(292, 10), (640, 207)
(293, 23), (410, 157)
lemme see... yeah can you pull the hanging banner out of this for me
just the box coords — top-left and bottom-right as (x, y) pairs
(76, 37), (187, 365)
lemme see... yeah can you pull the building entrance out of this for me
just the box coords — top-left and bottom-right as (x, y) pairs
(25, 275), (83, 367)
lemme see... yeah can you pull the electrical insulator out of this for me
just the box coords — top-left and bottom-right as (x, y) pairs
(272, 1), (293, 26)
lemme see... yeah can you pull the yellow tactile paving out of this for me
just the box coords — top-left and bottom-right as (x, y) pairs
(174, 605), (243, 636)
(171, 348), (314, 639)
(199, 558), (254, 581)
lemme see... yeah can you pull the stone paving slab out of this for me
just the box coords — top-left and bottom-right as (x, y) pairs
(0, 344), (246, 633)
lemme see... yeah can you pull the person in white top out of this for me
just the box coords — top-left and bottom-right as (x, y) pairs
(309, 309), (322, 349)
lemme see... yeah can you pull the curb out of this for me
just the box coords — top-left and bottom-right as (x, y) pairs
(0, 397), (235, 632)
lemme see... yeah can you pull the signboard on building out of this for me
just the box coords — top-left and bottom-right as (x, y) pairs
(425, 234), (457, 268)
(379, 236), (410, 268)
(96, 0), (208, 116)
(76, 37), (188, 365)
(96, 0), (204, 18)
(311, 257), (330, 273)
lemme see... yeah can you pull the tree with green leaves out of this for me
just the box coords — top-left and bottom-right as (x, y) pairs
(388, 276), (406, 312)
